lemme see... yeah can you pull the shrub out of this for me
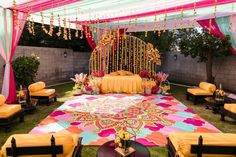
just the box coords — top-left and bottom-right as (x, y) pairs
(12, 55), (40, 89)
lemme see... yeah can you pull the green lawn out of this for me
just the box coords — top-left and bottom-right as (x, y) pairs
(0, 83), (235, 157)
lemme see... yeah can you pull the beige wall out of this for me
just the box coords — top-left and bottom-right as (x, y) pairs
(1, 47), (236, 92)
(0, 46), (91, 89)
(160, 52), (236, 92)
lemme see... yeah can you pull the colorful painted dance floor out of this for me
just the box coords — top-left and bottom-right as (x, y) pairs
(30, 94), (220, 146)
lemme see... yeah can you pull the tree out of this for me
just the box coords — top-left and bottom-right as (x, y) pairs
(175, 28), (231, 83)
(131, 31), (174, 52)
(12, 56), (40, 88)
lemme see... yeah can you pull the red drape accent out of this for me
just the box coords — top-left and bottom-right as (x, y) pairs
(197, 19), (225, 39)
(82, 25), (96, 50)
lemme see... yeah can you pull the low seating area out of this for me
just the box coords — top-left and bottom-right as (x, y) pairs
(28, 81), (57, 103)
(167, 132), (236, 157)
(187, 82), (216, 105)
(0, 133), (83, 157)
(0, 95), (24, 132)
(221, 103), (236, 121)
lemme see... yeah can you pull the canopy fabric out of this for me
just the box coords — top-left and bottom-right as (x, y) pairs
(1, 0), (236, 31)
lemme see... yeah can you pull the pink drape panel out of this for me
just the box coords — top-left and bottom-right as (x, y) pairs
(5, 11), (27, 103)
(197, 19), (225, 39)
(82, 25), (96, 50)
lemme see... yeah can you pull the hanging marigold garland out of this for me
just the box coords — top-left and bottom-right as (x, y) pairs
(208, 18), (212, 33)
(214, 0), (218, 19)
(157, 18), (161, 37)
(153, 15), (157, 33)
(68, 18), (72, 40)
(75, 16), (79, 37)
(48, 12), (54, 36)
(27, 14), (32, 34)
(63, 17), (68, 40)
(56, 15), (62, 37)
(163, 13), (167, 32)
(41, 12), (48, 34)
(31, 17), (35, 36)
(145, 18), (148, 37)
(180, 9), (184, 30)
(192, 0), (197, 27)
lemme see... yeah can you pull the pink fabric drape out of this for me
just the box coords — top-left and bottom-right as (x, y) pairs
(197, 19), (225, 39)
(82, 25), (96, 50)
(5, 11), (27, 103)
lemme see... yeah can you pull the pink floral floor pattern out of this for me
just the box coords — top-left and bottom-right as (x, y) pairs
(30, 94), (220, 146)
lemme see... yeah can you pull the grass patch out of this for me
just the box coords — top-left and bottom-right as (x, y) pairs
(0, 83), (235, 157)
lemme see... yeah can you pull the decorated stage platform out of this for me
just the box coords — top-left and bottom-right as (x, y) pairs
(30, 94), (220, 146)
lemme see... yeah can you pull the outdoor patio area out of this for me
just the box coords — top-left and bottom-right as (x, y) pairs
(1, 0), (236, 157)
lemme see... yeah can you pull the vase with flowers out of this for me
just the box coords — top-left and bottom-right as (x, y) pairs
(114, 130), (135, 156)
(71, 73), (89, 95)
(215, 83), (225, 101)
(17, 85), (26, 103)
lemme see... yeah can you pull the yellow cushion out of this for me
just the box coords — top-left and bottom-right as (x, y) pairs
(199, 82), (216, 93)
(28, 82), (46, 93)
(1, 133), (78, 157)
(169, 132), (236, 157)
(224, 104), (236, 113)
(0, 95), (6, 106)
(30, 89), (55, 97)
(117, 70), (127, 76)
(0, 104), (21, 118)
(109, 71), (119, 76)
(187, 88), (213, 96)
(124, 71), (133, 76)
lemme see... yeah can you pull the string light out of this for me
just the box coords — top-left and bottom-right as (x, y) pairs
(56, 15), (62, 37)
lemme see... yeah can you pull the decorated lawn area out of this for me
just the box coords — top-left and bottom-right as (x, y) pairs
(0, 83), (235, 157)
